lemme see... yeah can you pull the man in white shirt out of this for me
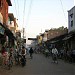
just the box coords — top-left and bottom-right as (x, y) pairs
(52, 48), (58, 55)
(52, 47), (58, 63)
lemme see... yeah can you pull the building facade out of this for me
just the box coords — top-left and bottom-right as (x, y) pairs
(47, 27), (68, 40)
(68, 6), (75, 50)
(0, 0), (16, 48)
(68, 6), (75, 33)
(0, 0), (12, 24)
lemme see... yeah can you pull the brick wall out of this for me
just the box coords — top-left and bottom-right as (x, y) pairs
(0, 0), (9, 25)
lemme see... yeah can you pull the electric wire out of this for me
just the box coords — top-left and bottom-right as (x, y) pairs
(17, 0), (19, 20)
(22, 0), (26, 39)
(26, 0), (33, 28)
(23, 0), (26, 28)
(59, 0), (67, 22)
(14, 0), (18, 19)
(25, 0), (33, 39)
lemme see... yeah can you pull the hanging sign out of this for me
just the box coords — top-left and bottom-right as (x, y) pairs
(0, 25), (5, 35)
(0, 13), (3, 24)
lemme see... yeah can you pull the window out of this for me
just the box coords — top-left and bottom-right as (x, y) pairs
(71, 20), (73, 27)
(0, 0), (3, 8)
(0, 1), (1, 7)
(70, 13), (73, 18)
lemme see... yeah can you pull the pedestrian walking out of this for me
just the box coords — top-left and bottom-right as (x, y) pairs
(52, 47), (58, 63)
(29, 47), (34, 59)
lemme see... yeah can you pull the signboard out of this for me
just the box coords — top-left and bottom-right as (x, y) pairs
(0, 25), (5, 35)
(0, 13), (3, 24)
(0, 13), (4, 35)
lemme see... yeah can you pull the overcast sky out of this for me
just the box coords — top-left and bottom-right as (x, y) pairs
(9, 0), (74, 38)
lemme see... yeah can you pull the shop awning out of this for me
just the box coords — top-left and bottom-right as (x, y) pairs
(46, 33), (68, 44)
(50, 40), (59, 43)
(0, 24), (5, 35)
(0, 23), (16, 40)
(62, 35), (72, 40)
(5, 28), (16, 40)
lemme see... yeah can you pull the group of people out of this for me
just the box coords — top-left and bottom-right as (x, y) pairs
(44, 45), (58, 63)
(0, 44), (59, 67)
(1, 47), (13, 65)
(43, 45), (59, 63)
(14, 46), (34, 66)
(0, 45), (34, 68)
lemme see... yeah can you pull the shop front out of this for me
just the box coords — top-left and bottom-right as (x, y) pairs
(0, 22), (16, 47)
(0, 13), (5, 48)
(0, 23), (6, 47)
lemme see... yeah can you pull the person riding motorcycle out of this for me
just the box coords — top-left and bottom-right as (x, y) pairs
(20, 46), (26, 66)
(29, 47), (33, 59)
(21, 46), (26, 58)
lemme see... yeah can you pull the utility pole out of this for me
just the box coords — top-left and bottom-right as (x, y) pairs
(22, 28), (26, 47)
(23, 28), (25, 39)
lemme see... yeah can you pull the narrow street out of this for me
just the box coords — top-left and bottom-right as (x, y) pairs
(0, 53), (75, 75)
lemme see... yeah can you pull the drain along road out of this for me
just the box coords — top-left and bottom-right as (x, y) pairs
(0, 53), (75, 75)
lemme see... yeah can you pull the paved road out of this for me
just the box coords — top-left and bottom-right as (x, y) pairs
(0, 53), (75, 75)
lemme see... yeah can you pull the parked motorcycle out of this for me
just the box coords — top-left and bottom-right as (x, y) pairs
(20, 54), (26, 67)
(44, 49), (49, 57)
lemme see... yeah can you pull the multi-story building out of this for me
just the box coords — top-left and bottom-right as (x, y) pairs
(8, 13), (15, 34)
(8, 13), (18, 46)
(68, 6), (75, 50)
(42, 32), (48, 42)
(68, 6), (75, 33)
(37, 35), (42, 45)
(0, 0), (12, 25)
(44, 27), (68, 50)
(0, 0), (16, 47)
(8, 13), (18, 36)
(0, 0), (12, 46)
